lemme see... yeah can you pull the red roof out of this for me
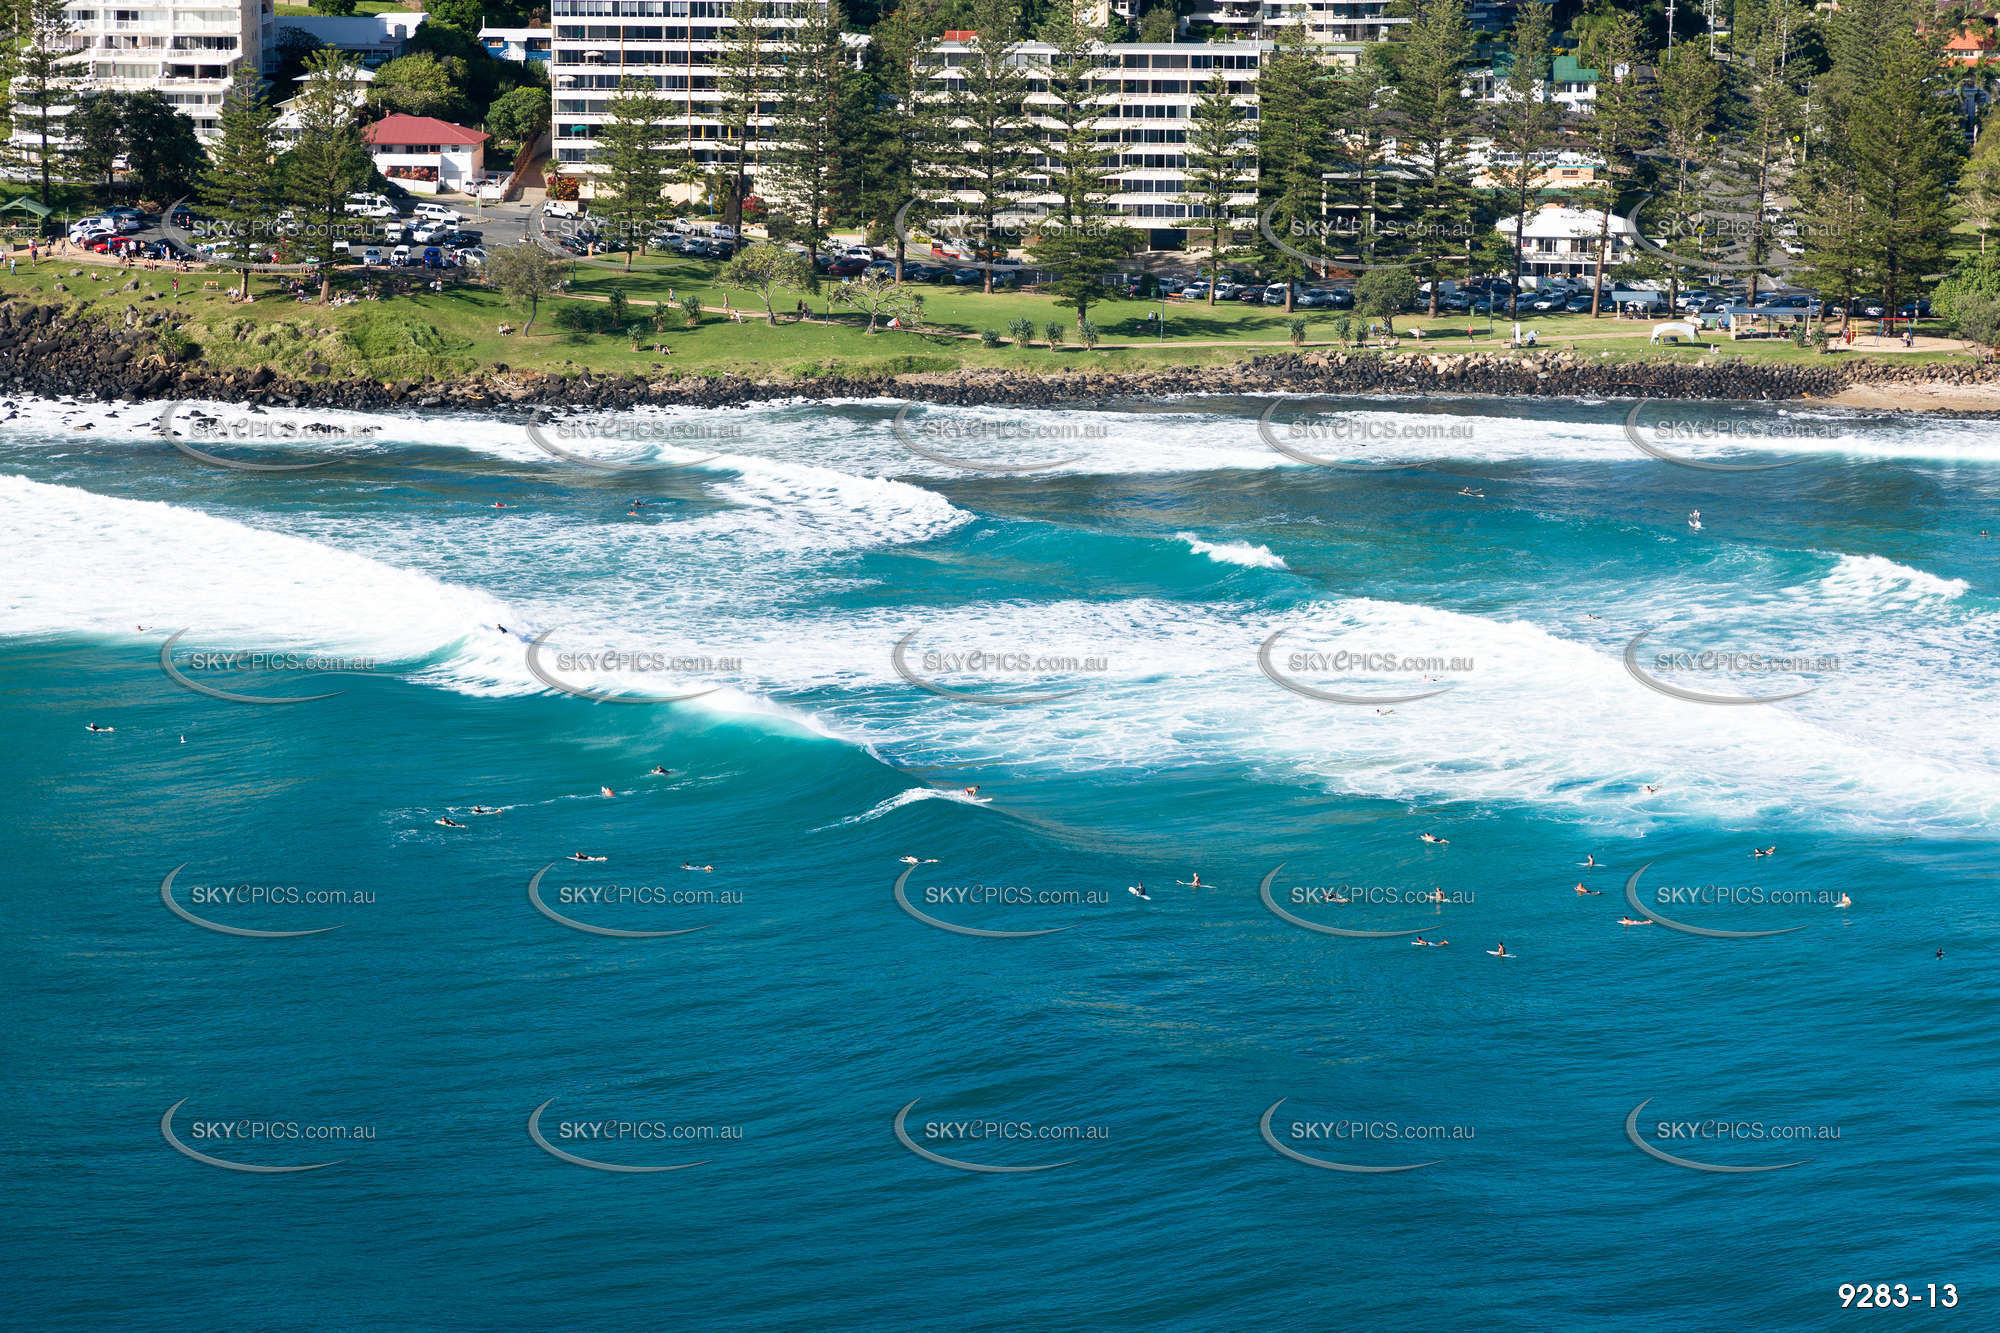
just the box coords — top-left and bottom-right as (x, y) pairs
(364, 113), (489, 148)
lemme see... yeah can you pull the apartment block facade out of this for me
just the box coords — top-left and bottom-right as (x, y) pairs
(919, 36), (1264, 249)
(63, 0), (266, 139)
(547, 0), (829, 201)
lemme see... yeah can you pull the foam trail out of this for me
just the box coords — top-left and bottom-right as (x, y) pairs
(812, 786), (989, 831)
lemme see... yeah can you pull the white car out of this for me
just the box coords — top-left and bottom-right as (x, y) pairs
(361, 247), (384, 266)
(543, 199), (580, 219)
(410, 222), (449, 243)
(390, 244), (413, 265)
(412, 203), (459, 224)
(456, 246), (487, 268)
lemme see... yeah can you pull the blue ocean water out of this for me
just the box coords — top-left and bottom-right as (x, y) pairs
(3, 392), (1997, 1331)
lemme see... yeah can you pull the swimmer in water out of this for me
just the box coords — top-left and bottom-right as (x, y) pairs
(1176, 873), (1205, 888)
(1583, 613), (1601, 621)
(493, 501), (511, 509)
(1937, 948), (1945, 959)
(1835, 893), (1851, 909)
(649, 766), (671, 776)
(1581, 854), (1600, 868)
(1574, 883), (1601, 896)
(84, 723), (114, 733)
(568, 852), (606, 862)
(1618, 916), (1652, 926)
(1489, 942), (1510, 957)
(436, 817), (465, 828)
(178, 734), (185, 744)
(1641, 784), (1660, 794)
(599, 786), (616, 798)
(1419, 832), (1448, 845)
(1127, 883), (1150, 901)
(682, 862), (713, 872)
(1375, 707), (1395, 715)
(897, 856), (939, 865)
(470, 806), (498, 815)
(1751, 845), (1776, 857)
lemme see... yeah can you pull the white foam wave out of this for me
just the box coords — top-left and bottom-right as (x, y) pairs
(1178, 533), (1288, 569)
(813, 786), (987, 831)
(1817, 553), (1969, 603)
(0, 473), (523, 683)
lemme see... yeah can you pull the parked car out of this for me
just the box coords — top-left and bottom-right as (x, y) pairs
(412, 202), (460, 224)
(1563, 293), (1596, 312)
(1754, 291), (1816, 312)
(543, 199), (581, 218)
(421, 246), (445, 268)
(390, 244), (413, 265)
(439, 230), (482, 248)
(361, 247), (384, 265)
(1180, 280), (1213, 301)
(410, 222), (449, 243)
(1235, 285), (1267, 303)
(829, 255), (870, 277)
(946, 267), (983, 285)
(865, 259), (897, 279)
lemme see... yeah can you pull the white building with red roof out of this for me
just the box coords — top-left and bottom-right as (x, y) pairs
(362, 114), (490, 196)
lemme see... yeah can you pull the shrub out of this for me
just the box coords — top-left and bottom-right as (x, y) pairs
(1008, 316), (1035, 347)
(1078, 319), (1099, 349)
(681, 294), (702, 327)
(608, 289), (629, 326)
(1044, 321), (1064, 347)
(1334, 313), (1353, 347)
(1288, 316), (1308, 347)
(979, 328), (1002, 348)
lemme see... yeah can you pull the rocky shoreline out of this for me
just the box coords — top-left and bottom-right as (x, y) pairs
(5, 296), (1998, 415)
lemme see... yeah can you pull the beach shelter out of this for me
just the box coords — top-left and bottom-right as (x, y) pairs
(1, 196), (52, 245)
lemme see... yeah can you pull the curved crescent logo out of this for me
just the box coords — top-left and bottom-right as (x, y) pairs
(890, 631), (1086, 708)
(1258, 863), (1426, 939)
(892, 1098), (1074, 1174)
(1621, 861), (1806, 940)
(525, 629), (723, 705)
(522, 420), (718, 473)
(1621, 627), (1818, 707)
(1257, 1099), (1440, 1174)
(1619, 192), (1791, 278)
(887, 402), (1086, 474)
(1256, 400), (1433, 471)
(1623, 1098), (1811, 1174)
(158, 629), (346, 705)
(527, 1098), (709, 1173)
(160, 1098), (341, 1173)
(1257, 628), (1456, 706)
(158, 402), (341, 473)
(1620, 400), (1804, 473)
(526, 863), (708, 939)
(159, 864), (342, 939)
(892, 863), (1069, 939)
(159, 196), (326, 274)
(890, 197), (1048, 276)
(1257, 201), (1417, 274)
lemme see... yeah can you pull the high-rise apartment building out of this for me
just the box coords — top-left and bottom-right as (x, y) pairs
(65, 0), (266, 139)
